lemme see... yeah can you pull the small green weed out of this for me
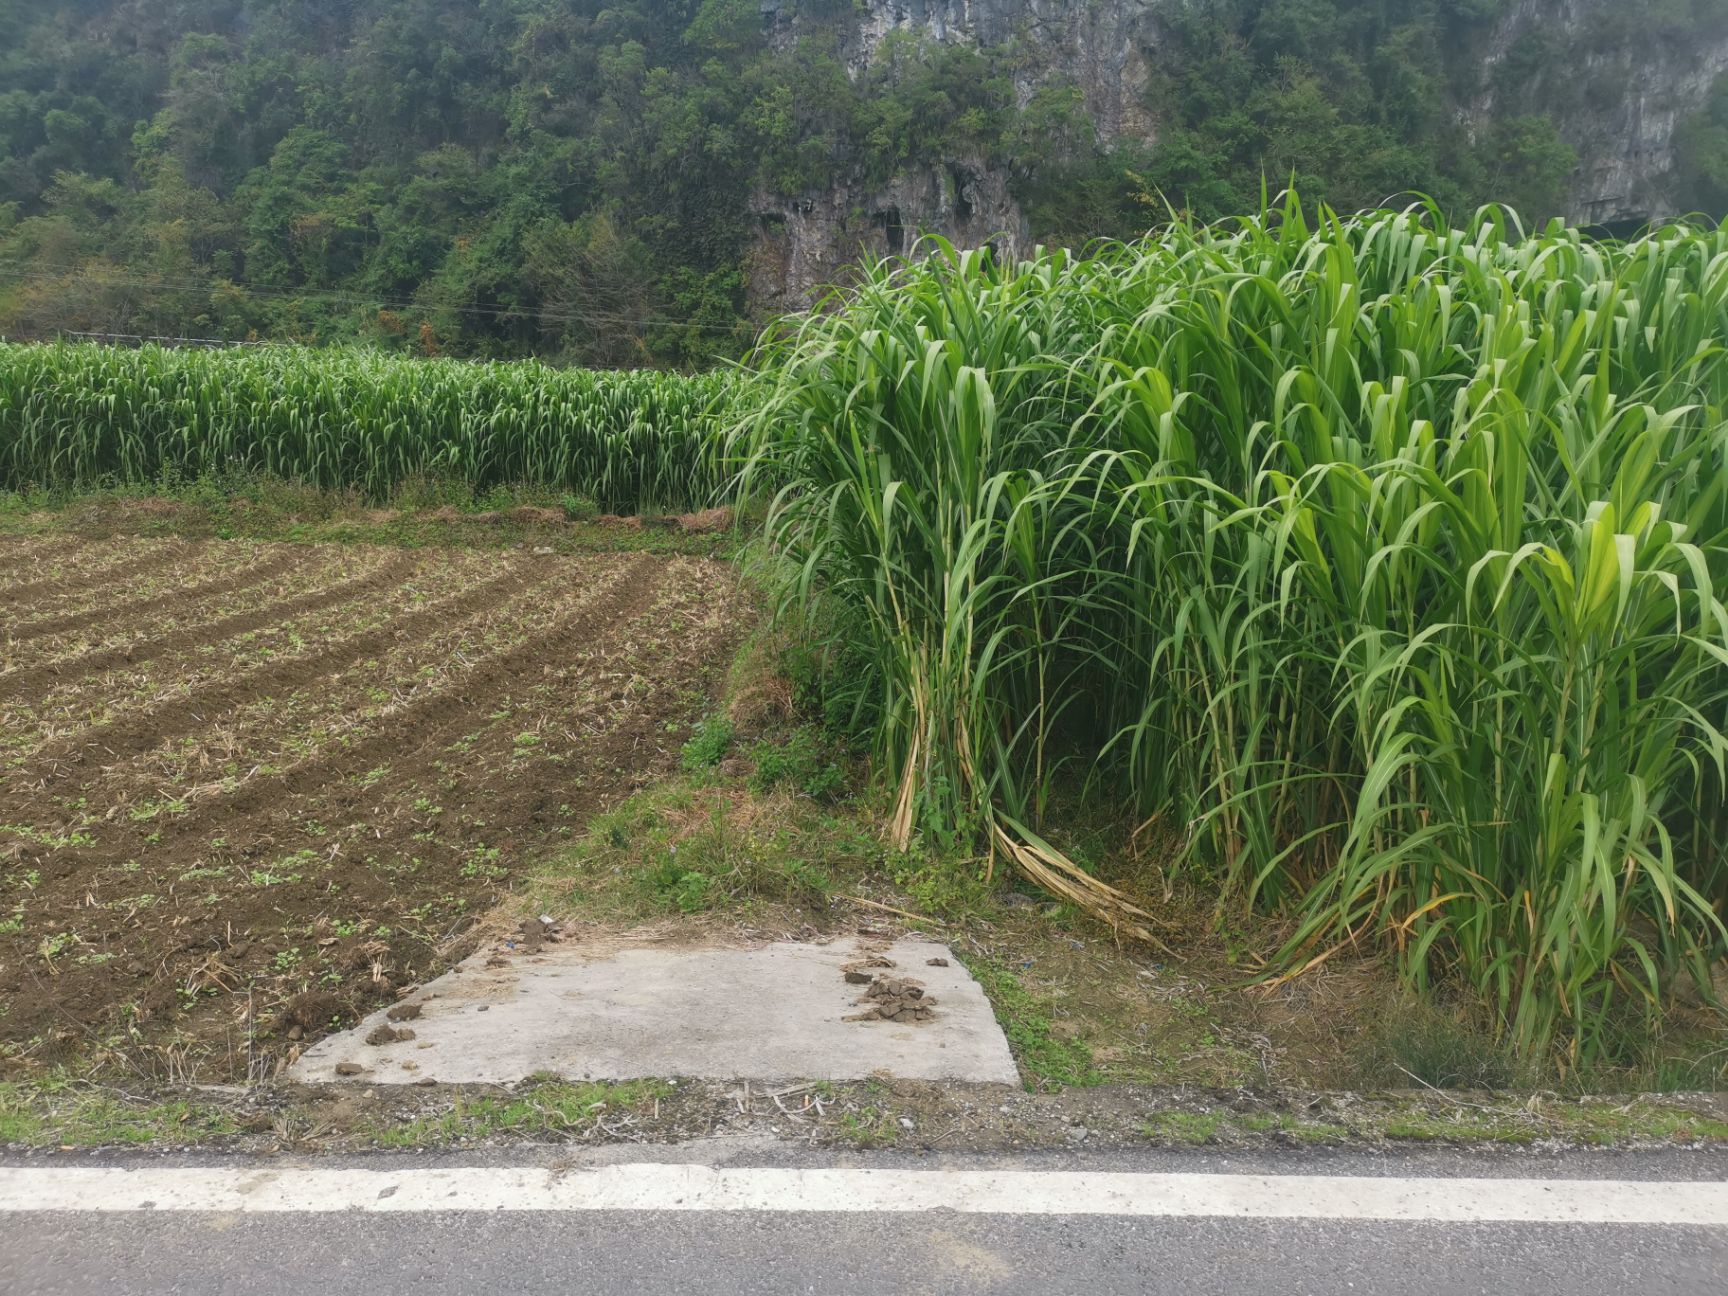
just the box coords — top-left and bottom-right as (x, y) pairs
(835, 1107), (901, 1148)
(1141, 1112), (1223, 1144)
(749, 726), (843, 800)
(679, 716), (733, 771)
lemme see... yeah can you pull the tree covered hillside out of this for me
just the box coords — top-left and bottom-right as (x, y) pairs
(2, 0), (1724, 362)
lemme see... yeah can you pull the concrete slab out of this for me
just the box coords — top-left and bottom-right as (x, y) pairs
(290, 936), (1020, 1086)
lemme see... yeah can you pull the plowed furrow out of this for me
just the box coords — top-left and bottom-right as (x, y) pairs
(187, 553), (667, 823)
(10, 560), (556, 803)
(285, 561), (737, 880)
(0, 551), (418, 701)
(32, 555), (668, 872)
(5, 548), (306, 646)
(0, 542), (192, 608)
(303, 555), (702, 815)
(0, 539), (65, 579)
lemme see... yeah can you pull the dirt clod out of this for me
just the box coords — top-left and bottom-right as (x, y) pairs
(365, 1024), (415, 1046)
(281, 991), (344, 1034)
(846, 974), (937, 1023)
(840, 955), (895, 986)
(334, 1062), (365, 1076)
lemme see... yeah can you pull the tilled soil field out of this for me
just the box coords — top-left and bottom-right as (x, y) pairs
(0, 537), (742, 1080)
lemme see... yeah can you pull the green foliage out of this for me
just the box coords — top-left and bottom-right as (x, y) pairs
(737, 198), (1728, 1065)
(0, 1080), (240, 1147)
(540, 781), (885, 924)
(1, 1), (1716, 355)
(1356, 1000), (1520, 1090)
(646, 857), (717, 913)
(890, 851), (998, 924)
(680, 716), (735, 771)
(1470, 115), (1578, 218)
(559, 492), (598, 522)
(642, 812), (834, 914)
(1141, 1111), (1226, 1144)
(0, 0), (774, 360)
(1677, 73), (1728, 214)
(1645, 1046), (1728, 1092)
(771, 600), (881, 748)
(0, 342), (736, 510)
(748, 726), (846, 801)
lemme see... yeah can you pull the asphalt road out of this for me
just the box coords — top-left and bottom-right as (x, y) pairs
(2, 1143), (1724, 1295)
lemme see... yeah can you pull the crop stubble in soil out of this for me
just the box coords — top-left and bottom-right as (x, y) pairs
(6, 547), (304, 646)
(0, 538), (743, 1080)
(0, 539), (198, 610)
(0, 558), (415, 699)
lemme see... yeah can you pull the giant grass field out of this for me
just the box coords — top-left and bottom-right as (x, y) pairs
(739, 198), (1728, 1064)
(4, 197), (1725, 1063)
(0, 343), (736, 513)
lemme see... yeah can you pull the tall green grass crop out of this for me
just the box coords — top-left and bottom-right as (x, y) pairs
(738, 198), (1728, 1062)
(0, 343), (735, 512)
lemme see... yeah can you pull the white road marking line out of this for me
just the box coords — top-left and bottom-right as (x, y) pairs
(0, 1165), (1724, 1224)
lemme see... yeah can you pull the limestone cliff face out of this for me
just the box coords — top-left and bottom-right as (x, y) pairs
(746, 160), (1027, 316)
(1465, 0), (1728, 227)
(763, 0), (1162, 141)
(748, 0), (1160, 312)
(747, 0), (1728, 310)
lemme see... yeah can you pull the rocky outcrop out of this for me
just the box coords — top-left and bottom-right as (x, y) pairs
(761, 0), (1161, 142)
(1465, 0), (1728, 228)
(751, 0), (1155, 309)
(748, 0), (1728, 310)
(746, 160), (1027, 315)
